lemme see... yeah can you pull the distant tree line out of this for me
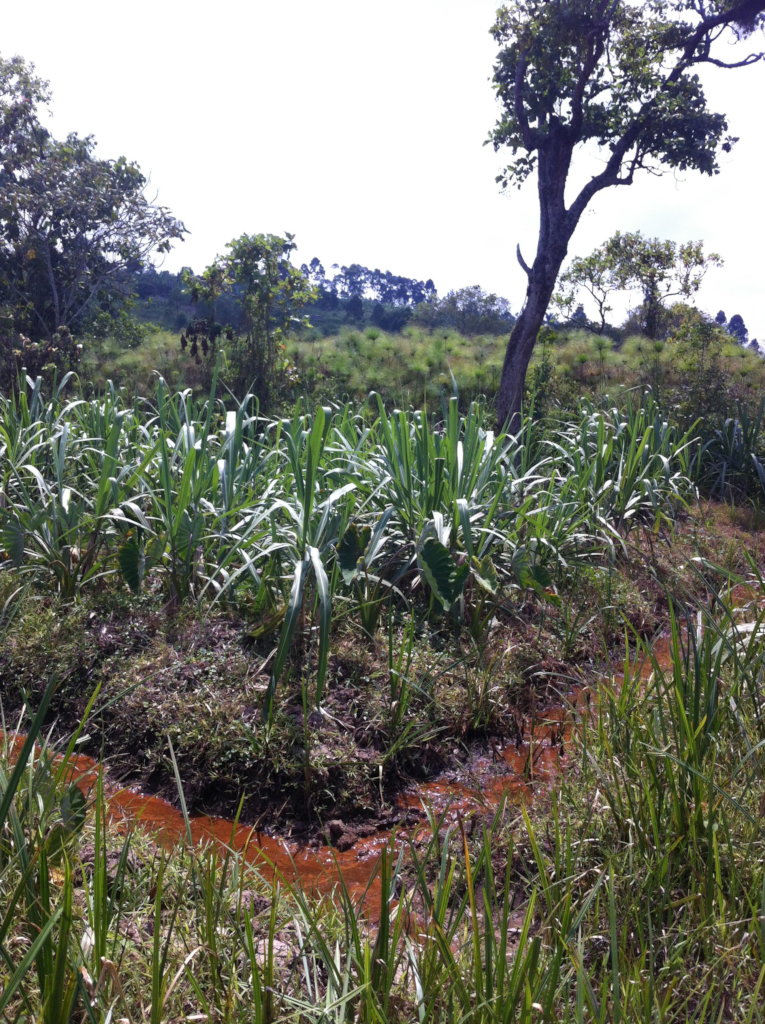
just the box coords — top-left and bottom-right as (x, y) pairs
(299, 258), (437, 307)
(411, 286), (515, 336)
(128, 260), (516, 339)
(124, 261), (434, 336)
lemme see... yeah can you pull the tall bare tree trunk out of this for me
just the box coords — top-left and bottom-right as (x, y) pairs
(496, 293), (551, 432)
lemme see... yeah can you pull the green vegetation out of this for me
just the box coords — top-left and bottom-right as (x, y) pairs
(2, 367), (765, 1019)
(0, 378), (696, 677)
(0, 55), (184, 394)
(2, 541), (764, 1020)
(288, 325), (506, 407)
(2, 6), (765, 1019)
(181, 233), (318, 404)
(557, 232), (723, 339)
(77, 301), (765, 427)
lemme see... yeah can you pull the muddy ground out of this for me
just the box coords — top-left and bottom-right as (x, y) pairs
(2, 502), (763, 845)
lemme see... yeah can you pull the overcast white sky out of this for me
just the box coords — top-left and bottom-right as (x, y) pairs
(4, 1), (764, 337)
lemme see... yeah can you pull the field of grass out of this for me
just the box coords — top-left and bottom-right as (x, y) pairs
(78, 314), (765, 434)
(2, 370), (765, 1020)
(288, 326), (506, 408)
(79, 323), (509, 409)
(80, 328), (208, 398)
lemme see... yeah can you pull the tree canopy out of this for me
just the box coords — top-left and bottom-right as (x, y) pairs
(0, 54), (185, 343)
(489, 0), (765, 428)
(411, 286), (515, 335)
(185, 233), (317, 403)
(299, 259), (437, 309)
(557, 231), (722, 337)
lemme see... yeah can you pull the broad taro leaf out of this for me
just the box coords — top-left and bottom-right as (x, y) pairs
(511, 546), (560, 605)
(337, 523), (371, 584)
(418, 536), (469, 611)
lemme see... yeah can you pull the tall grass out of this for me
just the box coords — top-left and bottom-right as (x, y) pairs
(695, 397), (765, 501)
(1, 379), (696, 721)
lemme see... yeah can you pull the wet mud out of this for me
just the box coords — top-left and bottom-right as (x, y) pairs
(5, 582), (760, 913)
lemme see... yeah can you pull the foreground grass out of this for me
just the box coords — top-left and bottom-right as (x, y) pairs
(1, 499), (757, 830)
(0, 378), (723, 823)
(2, 589), (764, 1022)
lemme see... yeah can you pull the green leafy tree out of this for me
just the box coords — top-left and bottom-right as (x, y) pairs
(556, 253), (614, 333)
(188, 233), (317, 403)
(489, 0), (765, 428)
(440, 286), (514, 335)
(411, 286), (514, 334)
(669, 305), (731, 425)
(558, 231), (722, 338)
(0, 55), (185, 343)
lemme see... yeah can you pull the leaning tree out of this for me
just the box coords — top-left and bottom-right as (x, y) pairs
(490, 0), (765, 429)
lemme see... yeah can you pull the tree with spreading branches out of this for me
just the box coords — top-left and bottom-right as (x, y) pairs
(185, 233), (317, 404)
(0, 54), (185, 343)
(489, 0), (765, 428)
(557, 231), (722, 337)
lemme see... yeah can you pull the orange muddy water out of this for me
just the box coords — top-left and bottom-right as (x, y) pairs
(5, 585), (758, 914)
(4, 698), (579, 916)
(5, 714), (571, 910)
